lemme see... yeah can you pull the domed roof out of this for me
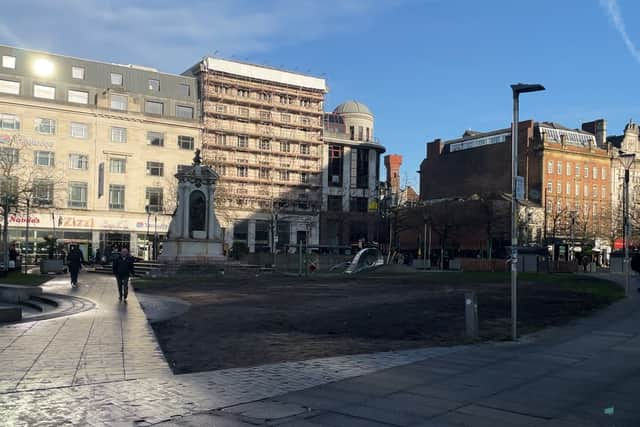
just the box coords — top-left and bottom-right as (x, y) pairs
(333, 100), (372, 116)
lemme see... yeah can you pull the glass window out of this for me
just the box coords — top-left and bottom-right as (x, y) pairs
(566, 162), (571, 176)
(279, 170), (290, 181)
(238, 107), (249, 117)
(328, 196), (342, 212)
(593, 167), (598, 179)
(109, 185), (125, 210)
(33, 180), (53, 205)
(584, 166), (588, 178)
(145, 100), (163, 115)
(33, 84), (55, 100)
(110, 127), (127, 143)
(260, 139), (271, 150)
(110, 73), (123, 85)
(602, 186), (606, 199)
(557, 182), (562, 194)
(557, 161), (562, 175)
(592, 185), (597, 198)
(70, 122), (88, 139)
(238, 135), (248, 148)
(260, 111), (271, 120)
(300, 172), (310, 184)
(281, 113), (290, 123)
(237, 166), (248, 177)
(34, 118), (56, 135)
(575, 164), (580, 176)
(280, 141), (290, 152)
(584, 184), (588, 197)
(259, 168), (270, 179)
(547, 181), (552, 193)
(547, 161), (553, 174)
(2, 56), (15, 69)
(237, 88), (250, 98)
(71, 66), (85, 79)
(68, 153), (88, 170)
(68, 182), (88, 208)
(147, 131), (164, 146)
(215, 104), (227, 113)
(145, 188), (163, 212)
(146, 161), (164, 176)
(178, 84), (190, 97)
(566, 182), (571, 195)
(109, 158), (126, 174)
(300, 144), (310, 155)
(34, 151), (54, 167)
(178, 135), (194, 150)
(0, 147), (19, 164)
(0, 80), (20, 95)
(216, 134), (227, 145)
(110, 94), (128, 111)
(176, 105), (193, 119)
(68, 89), (89, 104)
(0, 114), (19, 130)
(575, 183), (580, 196)
(148, 79), (160, 91)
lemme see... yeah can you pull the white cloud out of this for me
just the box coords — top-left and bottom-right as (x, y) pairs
(600, 0), (640, 64)
(0, 0), (397, 72)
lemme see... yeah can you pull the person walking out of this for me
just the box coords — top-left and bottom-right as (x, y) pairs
(67, 245), (84, 287)
(631, 251), (640, 293)
(112, 247), (135, 302)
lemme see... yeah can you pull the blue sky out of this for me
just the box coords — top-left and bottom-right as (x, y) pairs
(1, 0), (640, 187)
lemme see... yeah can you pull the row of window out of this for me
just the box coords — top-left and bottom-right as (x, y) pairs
(547, 200), (604, 219)
(213, 134), (311, 154)
(213, 104), (316, 125)
(546, 181), (608, 199)
(1, 54), (192, 96)
(0, 113), (196, 149)
(213, 85), (318, 109)
(0, 80), (194, 118)
(213, 164), (311, 183)
(547, 160), (607, 180)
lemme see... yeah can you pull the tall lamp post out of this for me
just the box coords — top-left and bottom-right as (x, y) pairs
(619, 151), (636, 296)
(145, 204), (151, 261)
(510, 83), (545, 341)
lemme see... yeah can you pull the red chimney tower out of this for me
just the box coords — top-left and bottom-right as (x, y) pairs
(384, 154), (403, 194)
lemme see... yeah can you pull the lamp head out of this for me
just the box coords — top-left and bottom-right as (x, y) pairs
(619, 151), (636, 170)
(511, 83), (545, 94)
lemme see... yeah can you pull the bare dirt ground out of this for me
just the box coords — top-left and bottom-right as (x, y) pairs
(134, 271), (622, 374)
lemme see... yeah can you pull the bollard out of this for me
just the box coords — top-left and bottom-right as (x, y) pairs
(465, 291), (479, 339)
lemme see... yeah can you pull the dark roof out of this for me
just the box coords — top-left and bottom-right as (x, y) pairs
(537, 121), (594, 136)
(607, 135), (624, 148)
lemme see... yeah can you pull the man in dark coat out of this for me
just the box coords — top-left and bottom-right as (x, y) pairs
(631, 252), (640, 292)
(112, 247), (135, 301)
(67, 245), (84, 287)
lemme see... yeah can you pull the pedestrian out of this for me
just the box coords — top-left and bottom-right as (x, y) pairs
(631, 252), (640, 293)
(8, 244), (18, 271)
(67, 245), (84, 287)
(94, 248), (101, 265)
(112, 247), (135, 302)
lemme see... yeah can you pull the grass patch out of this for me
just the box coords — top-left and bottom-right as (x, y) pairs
(0, 271), (52, 287)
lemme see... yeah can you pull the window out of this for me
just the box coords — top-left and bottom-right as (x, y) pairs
(0, 114), (19, 130)
(215, 134), (227, 145)
(33, 84), (55, 100)
(68, 182), (88, 208)
(351, 197), (368, 213)
(111, 127), (127, 143)
(557, 161), (562, 175)
(109, 185), (125, 210)
(178, 84), (190, 97)
(0, 80), (20, 95)
(145, 188), (163, 212)
(110, 73), (123, 85)
(110, 94), (127, 111)
(592, 185), (597, 198)
(215, 105), (227, 113)
(584, 166), (588, 178)
(584, 184), (588, 197)
(356, 148), (369, 188)
(259, 139), (271, 150)
(329, 144), (343, 186)
(178, 135), (194, 150)
(602, 167), (607, 180)
(237, 88), (250, 98)
(280, 96), (292, 104)
(72, 66), (85, 79)
(281, 113), (290, 123)
(279, 170), (290, 181)
(300, 172), (310, 184)
(575, 183), (580, 196)
(300, 144), (310, 155)
(602, 186), (606, 199)
(260, 92), (271, 101)
(593, 204), (598, 217)
(237, 166), (248, 177)
(145, 100), (163, 115)
(349, 126), (355, 140)
(215, 85), (229, 95)
(366, 128), (370, 141)
(148, 79), (160, 91)
(215, 165), (226, 176)
(34, 118), (56, 135)
(547, 181), (552, 193)
(34, 151), (54, 167)
(238, 135), (249, 148)
(260, 111), (271, 120)
(592, 167), (598, 179)
(233, 220), (249, 242)
(280, 141), (290, 153)
(0, 147), (19, 164)
(328, 196), (342, 212)
(547, 161), (553, 174)
(147, 131), (164, 146)
(566, 162), (571, 176)
(70, 122), (88, 139)
(33, 180), (53, 205)
(557, 182), (562, 194)
(146, 161), (164, 176)
(176, 105), (193, 119)
(2, 56), (15, 69)
(68, 89), (88, 104)
(566, 182), (571, 195)
(109, 158), (126, 174)
(259, 168), (270, 179)
(238, 107), (249, 117)
(68, 154), (88, 170)
(575, 164), (580, 176)
(358, 126), (364, 141)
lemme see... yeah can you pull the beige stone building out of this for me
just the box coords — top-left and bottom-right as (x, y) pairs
(184, 58), (327, 253)
(0, 45), (201, 259)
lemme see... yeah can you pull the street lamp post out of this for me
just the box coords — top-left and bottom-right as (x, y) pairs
(145, 205), (151, 261)
(154, 214), (158, 261)
(510, 83), (545, 341)
(619, 151), (636, 296)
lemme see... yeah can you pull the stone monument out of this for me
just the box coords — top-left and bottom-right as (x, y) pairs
(159, 150), (225, 262)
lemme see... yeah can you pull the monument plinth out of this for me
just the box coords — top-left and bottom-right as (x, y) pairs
(159, 150), (225, 263)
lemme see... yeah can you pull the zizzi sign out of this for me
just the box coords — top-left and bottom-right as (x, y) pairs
(0, 134), (55, 149)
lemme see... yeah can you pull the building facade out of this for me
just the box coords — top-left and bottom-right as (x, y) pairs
(419, 119), (612, 256)
(184, 58), (327, 253)
(321, 101), (385, 247)
(0, 45), (201, 259)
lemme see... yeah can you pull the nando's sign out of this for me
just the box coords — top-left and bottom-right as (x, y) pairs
(0, 134), (54, 149)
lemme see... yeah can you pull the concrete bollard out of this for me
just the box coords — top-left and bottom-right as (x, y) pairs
(465, 291), (479, 339)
